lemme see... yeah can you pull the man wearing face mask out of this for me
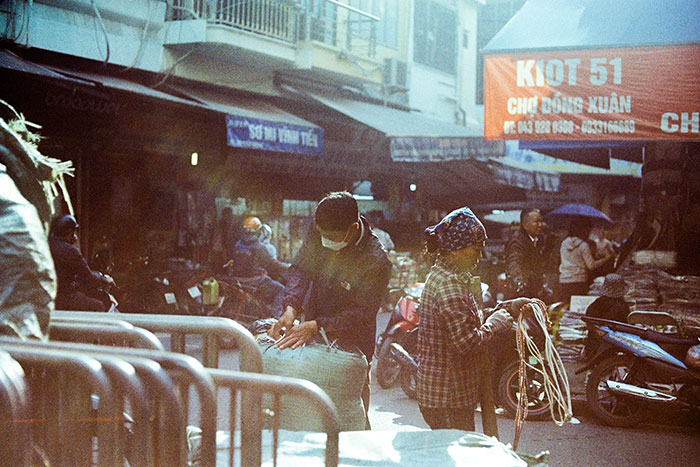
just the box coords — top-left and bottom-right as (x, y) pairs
(268, 191), (392, 424)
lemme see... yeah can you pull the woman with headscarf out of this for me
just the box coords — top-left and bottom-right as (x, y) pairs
(416, 207), (532, 431)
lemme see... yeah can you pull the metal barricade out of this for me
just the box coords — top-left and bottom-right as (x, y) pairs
(0, 341), (120, 466)
(2, 338), (190, 466)
(53, 311), (262, 373)
(0, 350), (31, 466)
(209, 369), (340, 467)
(0, 337), (216, 466)
(49, 319), (165, 350)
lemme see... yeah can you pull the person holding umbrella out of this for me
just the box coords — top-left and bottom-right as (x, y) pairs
(557, 217), (616, 303)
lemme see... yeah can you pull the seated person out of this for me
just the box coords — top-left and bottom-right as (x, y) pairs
(49, 215), (115, 311)
(584, 273), (631, 357)
(226, 216), (290, 317)
(585, 273), (630, 323)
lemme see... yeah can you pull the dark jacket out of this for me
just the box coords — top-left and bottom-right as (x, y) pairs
(585, 296), (630, 323)
(283, 217), (392, 361)
(229, 235), (288, 281)
(49, 237), (106, 301)
(504, 227), (546, 299)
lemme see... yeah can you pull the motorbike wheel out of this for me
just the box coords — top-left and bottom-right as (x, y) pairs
(586, 354), (647, 427)
(497, 360), (551, 421)
(400, 366), (417, 400)
(375, 336), (402, 389)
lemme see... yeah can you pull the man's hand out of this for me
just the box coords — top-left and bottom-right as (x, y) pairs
(501, 297), (532, 318)
(268, 306), (297, 340)
(275, 320), (318, 350)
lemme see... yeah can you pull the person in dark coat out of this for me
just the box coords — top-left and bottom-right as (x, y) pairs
(584, 273), (631, 357)
(268, 191), (392, 427)
(416, 206), (531, 431)
(585, 273), (630, 323)
(49, 215), (114, 311)
(504, 207), (553, 301)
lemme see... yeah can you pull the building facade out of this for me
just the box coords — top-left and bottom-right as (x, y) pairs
(1, 0), (517, 262)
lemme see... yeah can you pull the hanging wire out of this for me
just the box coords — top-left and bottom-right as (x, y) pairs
(90, 0), (110, 66)
(513, 299), (572, 450)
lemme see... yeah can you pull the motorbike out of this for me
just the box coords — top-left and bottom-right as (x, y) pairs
(388, 300), (567, 422)
(374, 283), (423, 389)
(577, 313), (700, 427)
(389, 331), (418, 399)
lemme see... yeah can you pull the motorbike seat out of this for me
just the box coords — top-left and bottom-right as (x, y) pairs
(583, 316), (700, 346)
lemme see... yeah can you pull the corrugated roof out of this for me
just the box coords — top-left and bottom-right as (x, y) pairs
(483, 0), (700, 53)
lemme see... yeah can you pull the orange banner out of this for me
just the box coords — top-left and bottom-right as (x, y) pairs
(484, 45), (700, 141)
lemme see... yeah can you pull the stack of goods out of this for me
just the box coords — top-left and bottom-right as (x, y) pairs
(619, 262), (700, 336)
(553, 308), (587, 363)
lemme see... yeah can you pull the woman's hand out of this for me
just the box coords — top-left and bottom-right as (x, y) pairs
(501, 297), (532, 318)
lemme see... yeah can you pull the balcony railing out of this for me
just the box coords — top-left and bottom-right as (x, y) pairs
(168, 0), (299, 43)
(167, 0), (377, 57)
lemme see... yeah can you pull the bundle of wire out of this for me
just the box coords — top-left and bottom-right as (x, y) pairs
(512, 298), (572, 450)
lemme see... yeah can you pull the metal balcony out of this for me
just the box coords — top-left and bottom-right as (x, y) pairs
(167, 0), (377, 58)
(168, 0), (299, 43)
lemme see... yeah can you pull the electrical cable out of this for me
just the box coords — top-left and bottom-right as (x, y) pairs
(120, 0), (154, 72)
(512, 299), (572, 451)
(90, 0), (110, 66)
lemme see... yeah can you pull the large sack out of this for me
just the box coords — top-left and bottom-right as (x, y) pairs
(259, 340), (368, 432)
(0, 165), (55, 339)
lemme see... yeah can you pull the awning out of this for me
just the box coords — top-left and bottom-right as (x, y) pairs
(518, 140), (644, 167)
(297, 90), (504, 162)
(482, 0), (700, 143)
(0, 49), (323, 156)
(0, 49), (211, 110)
(487, 155), (561, 192)
(166, 84), (323, 156)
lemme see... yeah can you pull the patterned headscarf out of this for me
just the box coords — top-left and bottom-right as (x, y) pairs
(425, 206), (487, 251)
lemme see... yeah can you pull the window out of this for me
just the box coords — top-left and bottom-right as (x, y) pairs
(413, 0), (457, 74)
(349, 0), (399, 49)
(301, 0), (338, 45)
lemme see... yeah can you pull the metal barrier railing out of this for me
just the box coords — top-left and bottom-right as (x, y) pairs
(0, 338), (216, 466)
(2, 338), (190, 466)
(0, 350), (31, 466)
(53, 311), (263, 373)
(209, 369), (340, 467)
(49, 319), (165, 350)
(0, 342), (120, 466)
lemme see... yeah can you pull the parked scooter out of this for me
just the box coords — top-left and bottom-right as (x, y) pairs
(375, 283), (423, 389)
(389, 331), (418, 399)
(578, 313), (700, 427)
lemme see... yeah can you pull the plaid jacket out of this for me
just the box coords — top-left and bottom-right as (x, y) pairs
(416, 255), (502, 409)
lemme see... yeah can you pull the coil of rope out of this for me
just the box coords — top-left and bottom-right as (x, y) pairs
(512, 298), (572, 451)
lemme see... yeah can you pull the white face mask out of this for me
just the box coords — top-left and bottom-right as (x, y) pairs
(321, 235), (349, 251)
(321, 223), (355, 251)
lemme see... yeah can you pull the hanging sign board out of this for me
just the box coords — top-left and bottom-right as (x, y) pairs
(226, 115), (324, 155)
(390, 137), (504, 162)
(484, 45), (700, 141)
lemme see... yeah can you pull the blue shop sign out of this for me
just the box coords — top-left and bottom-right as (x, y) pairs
(226, 115), (323, 156)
